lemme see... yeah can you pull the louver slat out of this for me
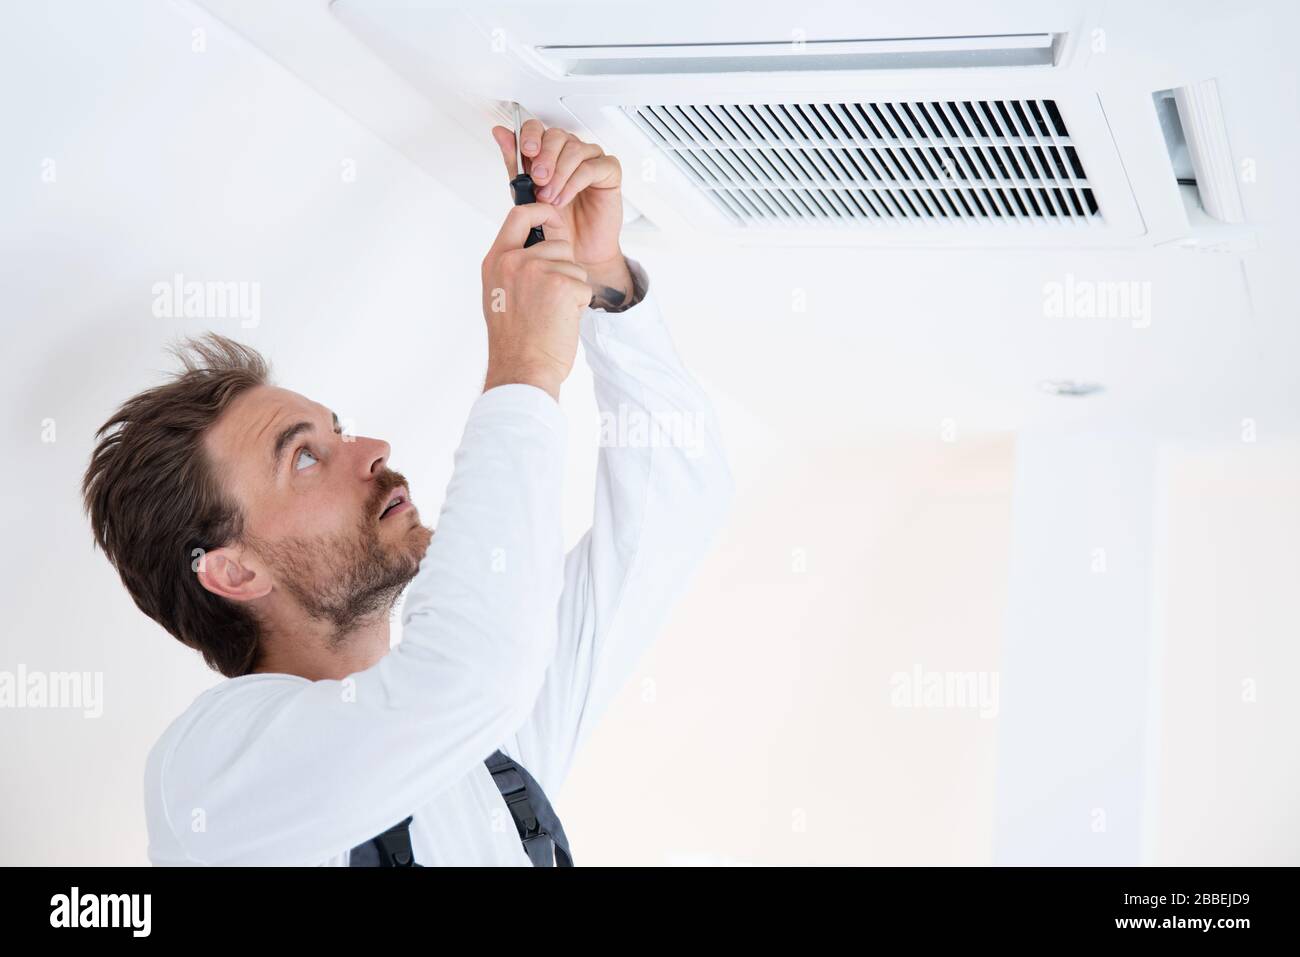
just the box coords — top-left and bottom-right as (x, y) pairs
(625, 99), (1101, 226)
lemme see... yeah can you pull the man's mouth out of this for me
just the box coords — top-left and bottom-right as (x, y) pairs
(378, 486), (413, 522)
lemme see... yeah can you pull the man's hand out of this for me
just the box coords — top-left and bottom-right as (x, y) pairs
(491, 120), (634, 311)
(481, 203), (593, 401)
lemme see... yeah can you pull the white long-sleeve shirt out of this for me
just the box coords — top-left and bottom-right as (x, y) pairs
(143, 263), (734, 865)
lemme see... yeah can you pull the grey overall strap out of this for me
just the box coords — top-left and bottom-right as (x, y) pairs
(348, 815), (420, 867)
(484, 749), (573, 867)
(348, 750), (572, 867)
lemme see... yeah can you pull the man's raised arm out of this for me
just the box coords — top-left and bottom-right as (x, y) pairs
(510, 259), (735, 793)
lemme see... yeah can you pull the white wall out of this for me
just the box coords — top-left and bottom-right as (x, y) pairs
(560, 436), (1015, 865)
(994, 430), (1159, 864)
(1145, 439), (1300, 865)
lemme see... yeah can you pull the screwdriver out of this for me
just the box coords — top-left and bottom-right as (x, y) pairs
(509, 102), (546, 248)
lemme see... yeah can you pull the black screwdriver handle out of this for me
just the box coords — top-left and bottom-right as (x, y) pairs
(510, 174), (546, 248)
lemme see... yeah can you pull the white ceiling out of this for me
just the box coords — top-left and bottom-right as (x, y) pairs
(188, 0), (1300, 440)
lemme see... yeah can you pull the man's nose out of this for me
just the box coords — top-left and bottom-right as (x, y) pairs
(354, 436), (391, 478)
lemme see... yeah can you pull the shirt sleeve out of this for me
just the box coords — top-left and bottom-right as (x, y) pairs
(153, 384), (568, 865)
(508, 260), (735, 794)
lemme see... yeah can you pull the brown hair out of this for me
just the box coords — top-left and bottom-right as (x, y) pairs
(82, 334), (271, 678)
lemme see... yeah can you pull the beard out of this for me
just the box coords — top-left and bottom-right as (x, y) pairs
(250, 469), (433, 645)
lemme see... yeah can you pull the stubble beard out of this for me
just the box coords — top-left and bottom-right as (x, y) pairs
(251, 480), (433, 647)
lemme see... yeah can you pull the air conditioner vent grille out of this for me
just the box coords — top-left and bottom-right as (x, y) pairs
(624, 100), (1101, 226)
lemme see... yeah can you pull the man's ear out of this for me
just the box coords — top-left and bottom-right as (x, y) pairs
(194, 547), (272, 603)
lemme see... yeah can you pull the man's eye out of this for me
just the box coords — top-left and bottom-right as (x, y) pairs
(294, 449), (319, 471)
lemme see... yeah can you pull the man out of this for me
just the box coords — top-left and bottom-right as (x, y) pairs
(81, 121), (733, 866)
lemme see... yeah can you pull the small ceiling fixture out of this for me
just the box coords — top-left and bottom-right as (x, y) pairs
(1038, 379), (1104, 397)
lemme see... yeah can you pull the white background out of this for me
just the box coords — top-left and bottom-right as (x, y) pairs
(1, 0), (1297, 865)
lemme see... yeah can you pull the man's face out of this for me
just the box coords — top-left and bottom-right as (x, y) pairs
(205, 385), (433, 639)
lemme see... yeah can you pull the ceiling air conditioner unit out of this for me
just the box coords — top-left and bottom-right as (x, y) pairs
(327, 1), (1145, 249)
(179, 1), (1244, 252)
